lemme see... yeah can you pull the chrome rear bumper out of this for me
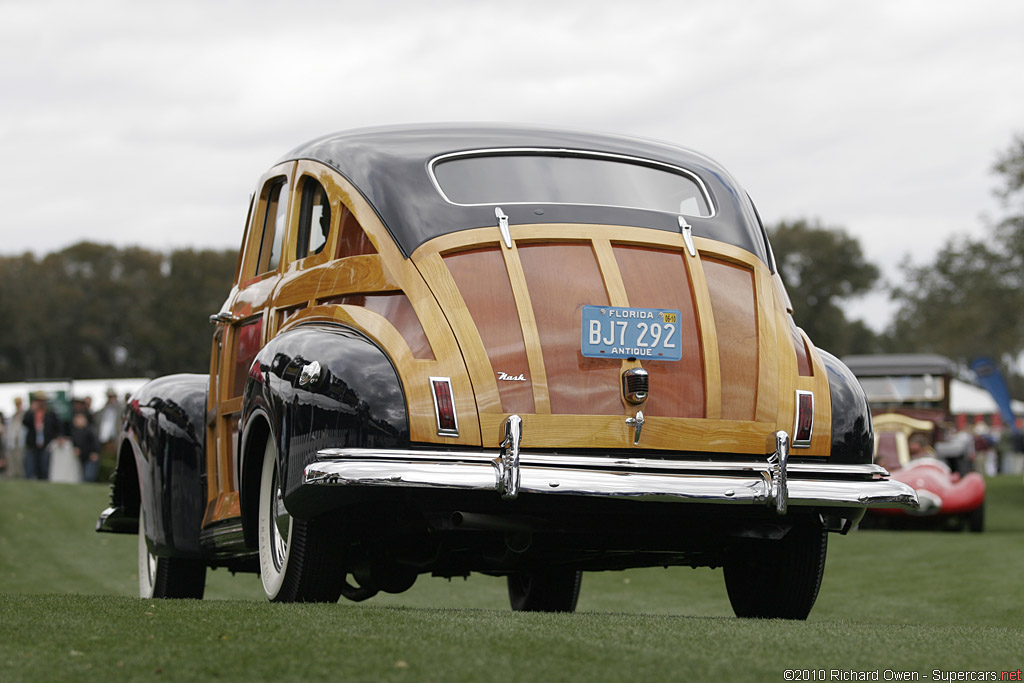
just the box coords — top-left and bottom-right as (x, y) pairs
(307, 429), (919, 513)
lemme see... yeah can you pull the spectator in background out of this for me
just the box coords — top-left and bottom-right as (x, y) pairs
(0, 408), (6, 473)
(70, 410), (101, 482)
(908, 433), (936, 460)
(22, 392), (63, 480)
(3, 397), (27, 478)
(96, 389), (122, 477)
(96, 389), (121, 446)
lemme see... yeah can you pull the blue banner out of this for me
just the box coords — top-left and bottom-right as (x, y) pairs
(970, 357), (1019, 433)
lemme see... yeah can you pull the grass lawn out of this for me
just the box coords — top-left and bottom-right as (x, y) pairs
(2, 476), (1023, 681)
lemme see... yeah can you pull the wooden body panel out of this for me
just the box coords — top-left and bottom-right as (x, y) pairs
(413, 224), (832, 455)
(203, 160), (834, 528)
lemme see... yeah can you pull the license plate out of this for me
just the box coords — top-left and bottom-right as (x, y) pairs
(580, 305), (682, 361)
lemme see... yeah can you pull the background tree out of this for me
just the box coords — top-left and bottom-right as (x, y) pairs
(768, 219), (881, 356)
(887, 133), (1024, 395)
(0, 243), (236, 382)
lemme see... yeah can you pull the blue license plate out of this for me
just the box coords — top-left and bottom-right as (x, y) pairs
(580, 305), (682, 361)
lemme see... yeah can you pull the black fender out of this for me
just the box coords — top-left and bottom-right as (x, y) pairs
(108, 374), (208, 558)
(238, 323), (409, 546)
(819, 349), (873, 464)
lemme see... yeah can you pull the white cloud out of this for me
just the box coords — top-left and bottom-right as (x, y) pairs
(1, 0), (1022, 331)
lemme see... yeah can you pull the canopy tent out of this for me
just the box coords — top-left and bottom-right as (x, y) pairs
(951, 379), (1024, 417)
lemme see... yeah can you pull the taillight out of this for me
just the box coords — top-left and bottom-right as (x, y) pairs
(793, 390), (813, 447)
(430, 377), (459, 437)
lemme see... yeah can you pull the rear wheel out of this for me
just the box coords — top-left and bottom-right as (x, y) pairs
(723, 523), (827, 620)
(257, 437), (344, 602)
(137, 508), (206, 599)
(507, 568), (582, 612)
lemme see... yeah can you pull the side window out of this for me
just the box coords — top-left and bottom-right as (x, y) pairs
(256, 178), (288, 275)
(296, 177), (332, 259)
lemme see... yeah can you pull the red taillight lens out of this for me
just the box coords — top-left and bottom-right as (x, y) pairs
(793, 390), (813, 447)
(431, 377), (459, 436)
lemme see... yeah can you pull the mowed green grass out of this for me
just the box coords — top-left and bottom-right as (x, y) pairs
(2, 477), (1023, 682)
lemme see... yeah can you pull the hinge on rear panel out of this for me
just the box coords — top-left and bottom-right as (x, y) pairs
(495, 206), (512, 249)
(678, 216), (696, 257)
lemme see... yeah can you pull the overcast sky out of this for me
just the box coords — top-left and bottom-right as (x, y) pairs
(2, 0), (1022, 329)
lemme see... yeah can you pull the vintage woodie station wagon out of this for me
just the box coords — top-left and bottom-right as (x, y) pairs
(98, 124), (917, 618)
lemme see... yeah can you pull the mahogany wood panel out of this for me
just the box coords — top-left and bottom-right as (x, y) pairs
(517, 243), (622, 415)
(335, 204), (378, 258)
(613, 245), (705, 418)
(328, 293), (435, 360)
(444, 247), (535, 414)
(787, 315), (813, 377)
(702, 258), (758, 421)
(232, 318), (263, 398)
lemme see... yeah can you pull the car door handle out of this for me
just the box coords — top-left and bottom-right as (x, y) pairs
(209, 311), (237, 324)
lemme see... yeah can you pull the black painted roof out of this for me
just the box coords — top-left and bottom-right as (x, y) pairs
(279, 123), (768, 261)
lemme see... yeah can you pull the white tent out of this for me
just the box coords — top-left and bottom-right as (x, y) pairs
(950, 379), (1024, 417)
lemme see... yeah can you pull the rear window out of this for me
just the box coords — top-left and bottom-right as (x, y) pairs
(859, 375), (946, 404)
(430, 151), (714, 217)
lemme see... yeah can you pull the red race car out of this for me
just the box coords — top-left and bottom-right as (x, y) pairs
(866, 413), (985, 532)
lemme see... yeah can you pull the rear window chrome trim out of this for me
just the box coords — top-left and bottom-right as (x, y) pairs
(427, 147), (717, 218)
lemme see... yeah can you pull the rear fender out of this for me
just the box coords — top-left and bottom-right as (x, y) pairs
(239, 323), (409, 545)
(115, 374), (208, 557)
(819, 350), (873, 463)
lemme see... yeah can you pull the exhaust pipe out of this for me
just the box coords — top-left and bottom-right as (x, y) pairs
(450, 511), (532, 552)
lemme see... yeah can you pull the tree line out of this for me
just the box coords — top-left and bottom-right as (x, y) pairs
(0, 135), (1021, 391)
(0, 244), (236, 382)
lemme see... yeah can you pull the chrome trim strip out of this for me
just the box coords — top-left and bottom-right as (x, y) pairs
(199, 521), (246, 552)
(307, 448), (918, 510)
(315, 447), (892, 478)
(427, 147), (717, 218)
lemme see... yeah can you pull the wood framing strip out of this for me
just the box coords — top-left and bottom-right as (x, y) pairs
(591, 239), (631, 308)
(480, 413), (776, 453)
(591, 239), (637, 413)
(772, 306), (799, 441)
(501, 241), (552, 414)
(797, 328), (833, 456)
(753, 266), (780, 424)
